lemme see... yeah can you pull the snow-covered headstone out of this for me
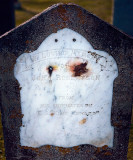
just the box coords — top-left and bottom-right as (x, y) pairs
(0, 3), (132, 160)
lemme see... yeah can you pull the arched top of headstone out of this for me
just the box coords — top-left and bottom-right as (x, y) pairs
(0, 3), (132, 57)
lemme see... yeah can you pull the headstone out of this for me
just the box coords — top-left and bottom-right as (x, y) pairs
(0, 3), (133, 160)
(113, 0), (133, 37)
(0, 0), (15, 36)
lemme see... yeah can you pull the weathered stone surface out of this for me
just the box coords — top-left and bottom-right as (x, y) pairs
(0, 3), (133, 160)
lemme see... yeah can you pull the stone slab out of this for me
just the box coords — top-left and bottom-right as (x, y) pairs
(0, 3), (133, 160)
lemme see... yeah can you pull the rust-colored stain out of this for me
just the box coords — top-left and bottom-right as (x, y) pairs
(73, 146), (80, 152)
(50, 113), (54, 116)
(50, 5), (70, 31)
(76, 8), (85, 24)
(26, 40), (33, 44)
(8, 60), (16, 71)
(73, 62), (88, 76)
(113, 122), (122, 127)
(19, 145), (43, 156)
(10, 113), (24, 119)
(96, 147), (101, 154)
(45, 145), (51, 151)
(102, 145), (108, 150)
(57, 5), (67, 14)
(59, 147), (71, 155)
(19, 145), (39, 152)
(55, 146), (71, 155)
(57, 22), (61, 26)
(119, 55), (123, 61)
(92, 133), (112, 150)
(19, 86), (22, 91)
(50, 24), (55, 27)
(130, 71), (133, 75)
(55, 147), (59, 151)
(50, 23), (58, 33)
(0, 66), (8, 73)
(57, 5), (69, 28)
(104, 151), (112, 156)
(79, 118), (87, 124)
(67, 59), (91, 78)
(56, 22), (66, 29)
(60, 22), (67, 29)
(57, 5), (67, 21)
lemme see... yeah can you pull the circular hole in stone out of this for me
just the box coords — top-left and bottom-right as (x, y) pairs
(48, 65), (53, 76)
(73, 38), (76, 42)
(55, 39), (58, 42)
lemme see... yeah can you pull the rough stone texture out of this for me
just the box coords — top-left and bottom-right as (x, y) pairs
(0, 3), (133, 160)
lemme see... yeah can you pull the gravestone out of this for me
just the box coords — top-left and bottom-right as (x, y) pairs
(113, 0), (133, 37)
(0, 3), (133, 160)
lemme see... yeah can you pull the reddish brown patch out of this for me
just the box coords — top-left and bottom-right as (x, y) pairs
(113, 122), (122, 127)
(55, 147), (58, 150)
(104, 151), (112, 156)
(57, 5), (69, 28)
(73, 146), (80, 152)
(50, 23), (58, 33)
(55, 146), (71, 155)
(10, 112), (24, 119)
(79, 118), (87, 125)
(76, 8), (85, 24)
(58, 147), (71, 155)
(45, 145), (51, 151)
(67, 59), (90, 77)
(19, 86), (22, 91)
(57, 5), (67, 21)
(19, 145), (44, 156)
(19, 145), (39, 152)
(73, 62), (88, 76)
(50, 113), (54, 116)
(26, 40), (33, 44)
(96, 147), (101, 154)
(102, 145), (108, 150)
